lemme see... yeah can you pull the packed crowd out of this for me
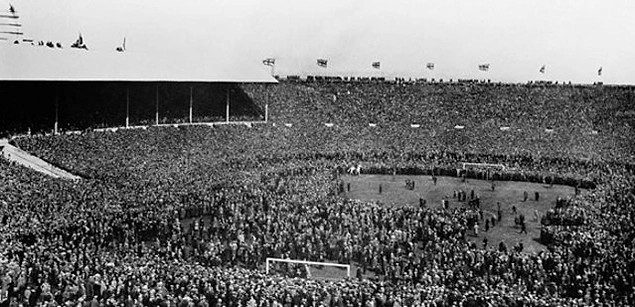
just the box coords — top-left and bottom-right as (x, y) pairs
(1, 81), (634, 306)
(243, 82), (635, 162)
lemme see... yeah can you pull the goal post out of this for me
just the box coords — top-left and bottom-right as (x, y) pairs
(265, 258), (351, 278)
(458, 162), (506, 181)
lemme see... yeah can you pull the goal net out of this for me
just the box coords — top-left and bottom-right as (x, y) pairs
(265, 258), (351, 279)
(458, 162), (506, 181)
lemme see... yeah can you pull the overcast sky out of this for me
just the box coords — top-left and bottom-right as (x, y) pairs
(3, 0), (635, 84)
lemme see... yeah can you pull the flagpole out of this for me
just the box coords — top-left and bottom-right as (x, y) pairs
(380, 62), (384, 80)
(325, 59), (328, 79)
(425, 63), (428, 82)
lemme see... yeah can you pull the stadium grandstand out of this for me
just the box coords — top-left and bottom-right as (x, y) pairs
(2, 73), (635, 306)
(2, 1), (635, 306)
(0, 45), (277, 135)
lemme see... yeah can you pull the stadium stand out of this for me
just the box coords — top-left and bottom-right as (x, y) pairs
(1, 79), (634, 306)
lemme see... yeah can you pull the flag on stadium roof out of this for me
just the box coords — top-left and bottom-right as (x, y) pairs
(372, 61), (380, 69)
(262, 58), (275, 66)
(598, 66), (603, 76)
(9, 3), (16, 14)
(478, 64), (490, 71)
(116, 37), (126, 52)
(70, 33), (88, 50)
(426, 63), (435, 70)
(317, 59), (328, 68)
(539, 65), (546, 74)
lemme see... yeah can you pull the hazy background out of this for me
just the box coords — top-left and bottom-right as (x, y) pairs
(3, 0), (635, 84)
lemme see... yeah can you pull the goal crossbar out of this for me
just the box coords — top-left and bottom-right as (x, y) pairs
(265, 258), (351, 278)
(461, 162), (506, 170)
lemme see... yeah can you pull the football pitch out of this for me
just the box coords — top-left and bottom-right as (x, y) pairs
(182, 174), (578, 280)
(341, 174), (578, 254)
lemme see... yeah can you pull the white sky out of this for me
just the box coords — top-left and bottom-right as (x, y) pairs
(4, 0), (635, 84)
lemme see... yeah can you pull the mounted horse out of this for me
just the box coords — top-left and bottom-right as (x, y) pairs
(347, 164), (361, 176)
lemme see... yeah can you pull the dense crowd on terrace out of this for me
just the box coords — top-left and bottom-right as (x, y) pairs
(243, 81), (635, 162)
(1, 80), (635, 306)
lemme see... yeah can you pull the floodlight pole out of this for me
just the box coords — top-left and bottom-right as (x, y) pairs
(155, 84), (159, 125)
(189, 86), (193, 124)
(125, 86), (130, 128)
(226, 87), (230, 123)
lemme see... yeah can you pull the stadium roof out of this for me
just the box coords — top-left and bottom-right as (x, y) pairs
(0, 45), (278, 83)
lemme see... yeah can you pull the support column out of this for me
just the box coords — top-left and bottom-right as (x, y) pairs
(189, 86), (193, 124)
(126, 86), (130, 128)
(265, 103), (269, 122)
(225, 87), (230, 123)
(54, 86), (59, 135)
(155, 84), (159, 125)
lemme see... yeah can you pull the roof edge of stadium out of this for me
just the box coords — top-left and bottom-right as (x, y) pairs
(0, 45), (278, 83)
(0, 78), (278, 83)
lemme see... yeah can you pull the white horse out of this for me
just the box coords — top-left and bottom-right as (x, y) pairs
(347, 166), (355, 175)
(347, 164), (361, 176)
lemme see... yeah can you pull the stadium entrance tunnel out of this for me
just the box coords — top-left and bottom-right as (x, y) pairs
(0, 81), (265, 135)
